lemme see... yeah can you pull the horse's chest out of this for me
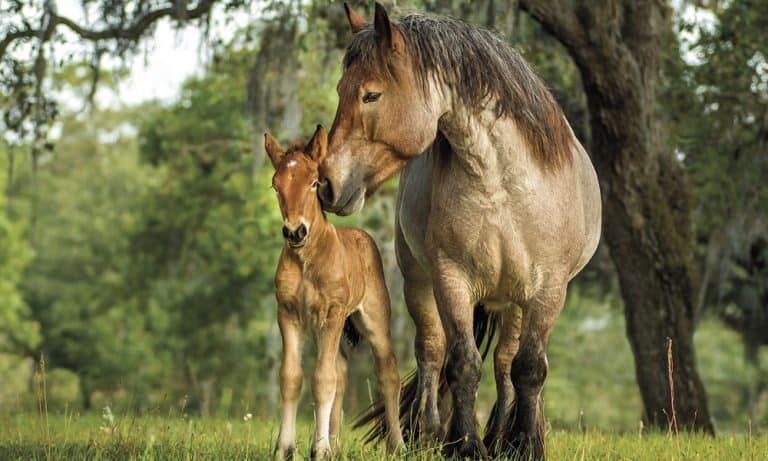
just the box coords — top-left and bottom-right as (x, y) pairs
(398, 160), (539, 300)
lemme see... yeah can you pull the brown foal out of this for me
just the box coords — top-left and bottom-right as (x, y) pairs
(266, 125), (404, 460)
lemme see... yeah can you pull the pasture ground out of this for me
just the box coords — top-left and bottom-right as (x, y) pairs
(0, 413), (765, 460)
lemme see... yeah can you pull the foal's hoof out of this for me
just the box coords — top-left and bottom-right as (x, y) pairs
(443, 433), (488, 460)
(310, 445), (331, 461)
(274, 444), (295, 460)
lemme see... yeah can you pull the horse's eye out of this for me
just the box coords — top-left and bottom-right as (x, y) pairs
(362, 92), (381, 103)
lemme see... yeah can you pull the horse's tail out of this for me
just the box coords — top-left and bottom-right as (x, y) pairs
(352, 304), (499, 444)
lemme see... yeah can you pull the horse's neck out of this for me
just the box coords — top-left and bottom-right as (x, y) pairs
(437, 105), (539, 183)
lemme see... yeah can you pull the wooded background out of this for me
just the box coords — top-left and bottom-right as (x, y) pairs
(1, 0), (766, 434)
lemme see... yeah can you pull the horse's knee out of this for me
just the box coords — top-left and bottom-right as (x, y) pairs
(511, 343), (548, 392)
(446, 335), (482, 385)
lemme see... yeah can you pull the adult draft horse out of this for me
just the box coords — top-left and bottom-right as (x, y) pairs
(319, 3), (601, 459)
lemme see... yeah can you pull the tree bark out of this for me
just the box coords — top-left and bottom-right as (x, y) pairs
(520, 0), (714, 432)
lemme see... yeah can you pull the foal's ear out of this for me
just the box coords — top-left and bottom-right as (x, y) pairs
(374, 2), (405, 54)
(305, 124), (328, 165)
(344, 2), (367, 34)
(264, 133), (285, 169)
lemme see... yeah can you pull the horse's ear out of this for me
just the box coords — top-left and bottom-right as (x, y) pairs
(305, 124), (328, 165)
(344, 2), (367, 34)
(264, 133), (285, 169)
(374, 2), (405, 54)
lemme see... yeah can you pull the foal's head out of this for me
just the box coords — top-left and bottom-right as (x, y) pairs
(265, 125), (328, 249)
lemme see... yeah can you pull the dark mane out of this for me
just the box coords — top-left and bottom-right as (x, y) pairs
(344, 14), (573, 170)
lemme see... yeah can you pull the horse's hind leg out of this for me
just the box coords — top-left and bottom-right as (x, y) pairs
(352, 295), (405, 453)
(275, 308), (304, 461)
(432, 265), (487, 459)
(329, 349), (348, 452)
(505, 286), (566, 461)
(483, 305), (523, 456)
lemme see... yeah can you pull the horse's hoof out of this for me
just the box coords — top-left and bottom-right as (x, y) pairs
(509, 434), (546, 461)
(443, 433), (488, 460)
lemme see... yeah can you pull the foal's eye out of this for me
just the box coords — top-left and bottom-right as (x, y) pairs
(362, 92), (381, 103)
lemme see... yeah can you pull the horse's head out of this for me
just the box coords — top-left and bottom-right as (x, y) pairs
(265, 125), (328, 249)
(319, 2), (442, 215)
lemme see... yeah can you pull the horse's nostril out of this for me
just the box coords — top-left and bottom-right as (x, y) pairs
(318, 178), (334, 206)
(296, 223), (307, 241)
(282, 226), (291, 240)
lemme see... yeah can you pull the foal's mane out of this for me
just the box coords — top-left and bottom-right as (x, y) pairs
(344, 14), (573, 170)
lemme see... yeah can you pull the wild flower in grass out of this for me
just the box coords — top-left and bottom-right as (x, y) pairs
(100, 406), (116, 434)
(243, 413), (253, 422)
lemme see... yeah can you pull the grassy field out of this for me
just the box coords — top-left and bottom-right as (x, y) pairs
(1, 413), (766, 460)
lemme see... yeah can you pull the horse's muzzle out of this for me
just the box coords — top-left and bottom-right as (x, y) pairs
(318, 177), (365, 216)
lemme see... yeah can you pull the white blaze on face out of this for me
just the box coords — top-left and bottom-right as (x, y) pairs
(286, 159), (298, 168)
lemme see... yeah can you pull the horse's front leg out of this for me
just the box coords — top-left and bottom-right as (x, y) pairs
(275, 307), (304, 461)
(432, 262), (487, 459)
(310, 310), (345, 461)
(403, 276), (445, 444)
(484, 305), (522, 456)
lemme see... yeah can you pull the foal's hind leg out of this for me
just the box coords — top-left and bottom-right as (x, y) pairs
(329, 349), (348, 452)
(352, 294), (405, 453)
(432, 264), (487, 459)
(483, 305), (522, 456)
(505, 286), (566, 461)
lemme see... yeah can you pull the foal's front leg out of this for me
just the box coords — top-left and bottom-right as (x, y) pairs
(310, 310), (345, 460)
(276, 307), (303, 460)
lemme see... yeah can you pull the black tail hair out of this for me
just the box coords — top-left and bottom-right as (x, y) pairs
(352, 304), (498, 444)
(343, 317), (363, 348)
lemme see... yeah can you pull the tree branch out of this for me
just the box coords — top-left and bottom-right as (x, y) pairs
(518, 0), (586, 52)
(0, 0), (217, 61)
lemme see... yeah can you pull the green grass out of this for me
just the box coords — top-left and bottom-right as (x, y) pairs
(1, 413), (766, 460)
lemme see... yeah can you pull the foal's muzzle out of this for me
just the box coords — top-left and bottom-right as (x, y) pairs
(282, 223), (308, 248)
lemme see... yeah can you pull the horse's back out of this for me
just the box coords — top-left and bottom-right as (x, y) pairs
(337, 227), (389, 294)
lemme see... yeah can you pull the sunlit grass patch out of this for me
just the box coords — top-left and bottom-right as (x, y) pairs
(1, 413), (766, 460)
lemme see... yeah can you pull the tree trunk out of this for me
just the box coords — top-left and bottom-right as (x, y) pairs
(520, 0), (714, 432)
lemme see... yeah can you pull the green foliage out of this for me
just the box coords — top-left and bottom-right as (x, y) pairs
(0, 153), (39, 355)
(671, 0), (768, 229)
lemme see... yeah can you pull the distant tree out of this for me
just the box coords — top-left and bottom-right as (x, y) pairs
(0, 155), (39, 357)
(518, 0), (714, 432)
(669, 0), (768, 427)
